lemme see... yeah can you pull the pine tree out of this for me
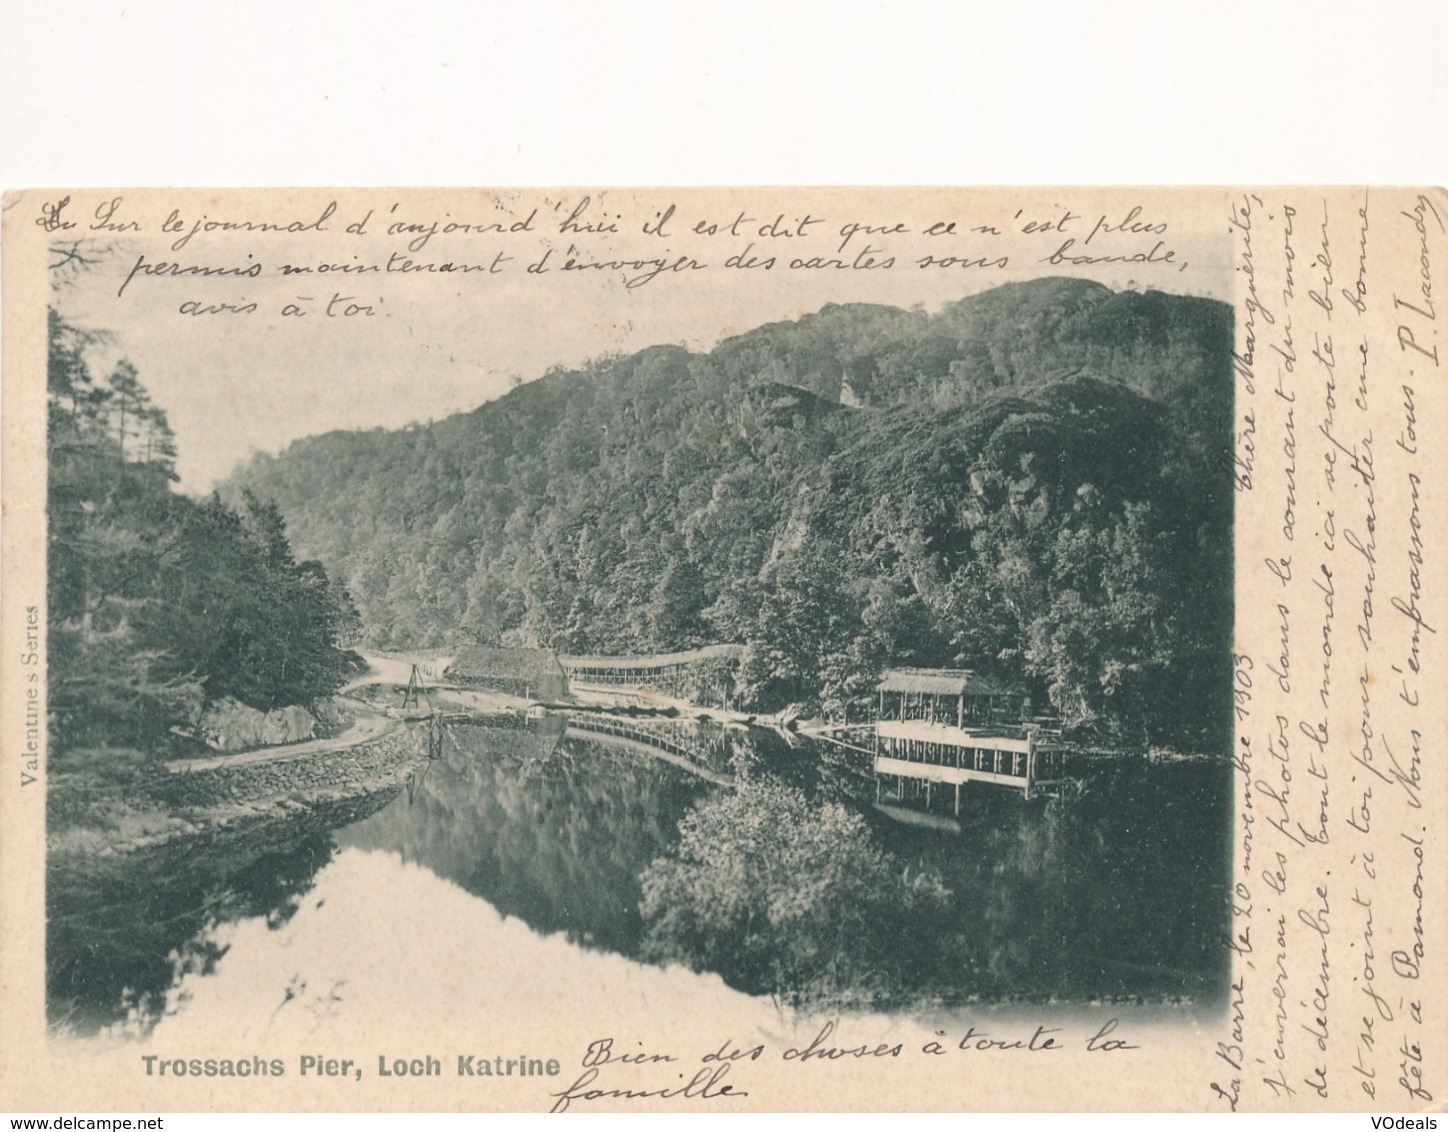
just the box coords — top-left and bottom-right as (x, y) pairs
(46, 306), (357, 756)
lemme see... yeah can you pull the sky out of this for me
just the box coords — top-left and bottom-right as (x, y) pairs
(45, 187), (1237, 491)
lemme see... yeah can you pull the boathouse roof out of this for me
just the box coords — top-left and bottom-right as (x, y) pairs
(877, 667), (1019, 698)
(448, 646), (566, 681)
(559, 644), (746, 671)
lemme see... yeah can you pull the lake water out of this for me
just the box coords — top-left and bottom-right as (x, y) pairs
(47, 717), (1230, 1035)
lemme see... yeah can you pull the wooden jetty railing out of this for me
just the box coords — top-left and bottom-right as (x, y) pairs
(874, 719), (1067, 807)
(558, 644), (745, 705)
(559, 712), (733, 786)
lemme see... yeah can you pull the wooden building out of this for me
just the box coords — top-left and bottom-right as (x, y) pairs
(446, 646), (569, 701)
(558, 644), (745, 706)
(874, 667), (1064, 807)
(876, 667), (1025, 729)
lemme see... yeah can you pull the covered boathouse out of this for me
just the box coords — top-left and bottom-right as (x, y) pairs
(874, 667), (1065, 808)
(558, 644), (745, 707)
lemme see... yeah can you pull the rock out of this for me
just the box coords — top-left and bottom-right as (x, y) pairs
(261, 704), (316, 746)
(312, 696), (346, 733)
(199, 698), (267, 750)
(200, 697), (317, 751)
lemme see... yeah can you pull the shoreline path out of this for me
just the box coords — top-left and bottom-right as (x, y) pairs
(163, 651), (426, 774)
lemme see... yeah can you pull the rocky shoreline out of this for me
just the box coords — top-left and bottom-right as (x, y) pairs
(48, 726), (428, 860)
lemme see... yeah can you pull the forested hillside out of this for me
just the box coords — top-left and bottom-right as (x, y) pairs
(48, 310), (360, 758)
(232, 277), (1233, 750)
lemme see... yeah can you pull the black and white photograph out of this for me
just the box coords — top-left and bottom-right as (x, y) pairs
(2, 186), (1442, 1113)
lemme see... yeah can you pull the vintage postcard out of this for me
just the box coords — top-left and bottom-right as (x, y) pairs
(1, 186), (1442, 1113)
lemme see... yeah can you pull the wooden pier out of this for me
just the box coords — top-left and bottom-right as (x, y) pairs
(872, 668), (1066, 809)
(875, 720), (1066, 807)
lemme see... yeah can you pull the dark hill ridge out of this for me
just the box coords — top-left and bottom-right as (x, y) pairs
(230, 277), (1233, 750)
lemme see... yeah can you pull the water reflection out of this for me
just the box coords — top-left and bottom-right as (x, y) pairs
(340, 721), (711, 953)
(46, 716), (1228, 1034)
(47, 792), (397, 1034)
(870, 759), (1230, 1004)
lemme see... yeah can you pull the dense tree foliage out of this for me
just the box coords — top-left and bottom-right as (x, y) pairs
(639, 781), (952, 1007)
(48, 309), (359, 756)
(233, 278), (1232, 750)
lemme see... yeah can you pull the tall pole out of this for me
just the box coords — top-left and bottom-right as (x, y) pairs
(1025, 728), (1036, 801)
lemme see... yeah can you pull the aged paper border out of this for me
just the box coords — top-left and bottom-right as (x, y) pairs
(1, 186), (1443, 1113)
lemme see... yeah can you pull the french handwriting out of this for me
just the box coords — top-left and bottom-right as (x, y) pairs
(548, 1018), (1144, 1111)
(39, 193), (1197, 321)
(1221, 187), (1441, 1112)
